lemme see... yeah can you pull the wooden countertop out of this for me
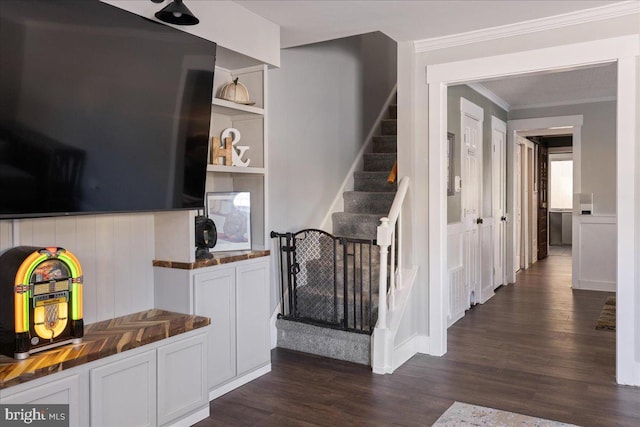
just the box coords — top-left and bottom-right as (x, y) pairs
(0, 309), (210, 389)
(153, 249), (270, 270)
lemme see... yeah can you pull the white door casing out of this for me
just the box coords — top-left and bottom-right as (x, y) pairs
(460, 98), (484, 306)
(491, 116), (507, 289)
(527, 143), (538, 266)
(424, 35), (639, 385)
(521, 138), (530, 269)
(514, 143), (522, 273)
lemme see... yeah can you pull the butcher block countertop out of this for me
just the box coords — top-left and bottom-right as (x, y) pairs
(0, 309), (210, 389)
(153, 249), (270, 270)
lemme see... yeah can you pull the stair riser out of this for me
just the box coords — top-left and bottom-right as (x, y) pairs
(332, 214), (379, 240)
(276, 318), (370, 365)
(389, 105), (397, 119)
(364, 154), (396, 172)
(372, 136), (397, 153)
(343, 192), (394, 214)
(381, 119), (397, 135)
(354, 176), (396, 192)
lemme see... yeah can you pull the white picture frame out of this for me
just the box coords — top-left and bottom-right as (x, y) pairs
(205, 191), (251, 252)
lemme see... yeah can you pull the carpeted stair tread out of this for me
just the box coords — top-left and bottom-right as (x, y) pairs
(343, 191), (395, 214)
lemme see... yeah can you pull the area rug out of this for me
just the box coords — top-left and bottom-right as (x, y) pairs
(432, 402), (581, 427)
(595, 296), (616, 331)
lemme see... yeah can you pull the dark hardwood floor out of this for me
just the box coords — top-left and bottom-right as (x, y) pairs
(196, 254), (640, 427)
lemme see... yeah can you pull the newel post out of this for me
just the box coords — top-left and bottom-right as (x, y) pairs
(377, 217), (390, 330)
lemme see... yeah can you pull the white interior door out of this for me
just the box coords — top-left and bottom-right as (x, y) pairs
(461, 98), (483, 306)
(492, 117), (506, 289)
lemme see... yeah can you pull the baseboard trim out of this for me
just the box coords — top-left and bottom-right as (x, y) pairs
(208, 364), (271, 401)
(166, 406), (209, 427)
(479, 288), (495, 304)
(447, 310), (465, 328)
(270, 304), (280, 349)
(575, 280), (616, 292)
(391, 334), (430, 372)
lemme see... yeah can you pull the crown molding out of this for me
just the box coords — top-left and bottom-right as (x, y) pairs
(509, 96), (617, 111)
(414, 1), (639, 53)
(467, 83), (511, 111)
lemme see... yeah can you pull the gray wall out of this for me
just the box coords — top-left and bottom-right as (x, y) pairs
(268, 32), (397, 233)
(509, 100), (617, 215)
(447, 85), (508, 223)
(267, 32), (397, 310)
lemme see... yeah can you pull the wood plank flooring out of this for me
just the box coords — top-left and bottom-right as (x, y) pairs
(196, 254), (640, 427)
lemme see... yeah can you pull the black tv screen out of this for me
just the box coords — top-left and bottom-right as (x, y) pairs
(0, 0), (216, 218)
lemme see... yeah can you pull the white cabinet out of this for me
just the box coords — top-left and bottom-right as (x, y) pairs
(236, 262), (270, 375)
(154, 256), (271, 397)
(194, 267), (236, 387)
(157, 334), (208, 426)
(1, 330), (209, 427)
(1, 373), (85, 427)
(90, 350), (157, 427)
(207, 65), (268, 250)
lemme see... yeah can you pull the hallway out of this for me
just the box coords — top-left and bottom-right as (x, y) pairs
(197, 255), (640, 427)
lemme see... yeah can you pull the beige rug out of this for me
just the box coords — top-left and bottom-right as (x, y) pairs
(595, 296), (616, 331)
(432, 402), (581, 427)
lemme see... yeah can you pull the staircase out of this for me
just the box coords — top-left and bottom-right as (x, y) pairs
(332, 105), (397, 240)
(276, 102), (397, 365)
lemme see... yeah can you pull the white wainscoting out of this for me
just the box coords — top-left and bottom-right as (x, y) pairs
(447, 267), (465, 327)
(479, 218), (495, 304)
(447, 222), (466, 327)
(0, 221), (13, 249)
(0, 214), (155, 324)
(573, 215), (616, 292)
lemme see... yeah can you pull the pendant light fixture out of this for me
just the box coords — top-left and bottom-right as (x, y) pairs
(151, 0), (199, 26)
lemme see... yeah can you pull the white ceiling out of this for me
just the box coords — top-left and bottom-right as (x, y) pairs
(235, 0), (623, 110)
(236, 0), (619, 48)
(476, 63), (618, 110)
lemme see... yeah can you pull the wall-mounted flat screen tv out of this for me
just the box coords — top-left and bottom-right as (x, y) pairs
(0, 0), (216, 219)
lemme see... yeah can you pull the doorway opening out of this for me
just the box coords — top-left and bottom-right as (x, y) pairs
(425, 35), (638, 385)
(547, 140), (574, 257)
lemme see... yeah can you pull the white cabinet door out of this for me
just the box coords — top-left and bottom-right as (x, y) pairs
(1, 374), (84, 427)
(194, 266), (236, 389)
(90, 350), (156, 427)
(236, 261), (270, 375)
(157, 333), (208, 426)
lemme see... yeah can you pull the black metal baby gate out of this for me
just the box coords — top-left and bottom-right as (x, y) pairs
(270, 229), (378, 334)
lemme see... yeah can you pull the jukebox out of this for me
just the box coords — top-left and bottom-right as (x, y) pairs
(0, 246), (83, 359)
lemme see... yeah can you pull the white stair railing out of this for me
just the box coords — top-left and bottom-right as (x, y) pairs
(372, 176), (409, 373)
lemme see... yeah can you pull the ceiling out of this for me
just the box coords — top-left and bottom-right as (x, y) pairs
(475, 63), (618, 110)
(236, 0), (619, 48)
(236, 0), (623, 110)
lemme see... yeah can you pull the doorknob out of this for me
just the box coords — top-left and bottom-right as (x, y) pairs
(501, 216), (507, 222)
(476, 218), (483, 224)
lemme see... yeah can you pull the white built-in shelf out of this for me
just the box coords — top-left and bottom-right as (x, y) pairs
(206, 165), (266, 174)
(211, 98), (264, 116)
